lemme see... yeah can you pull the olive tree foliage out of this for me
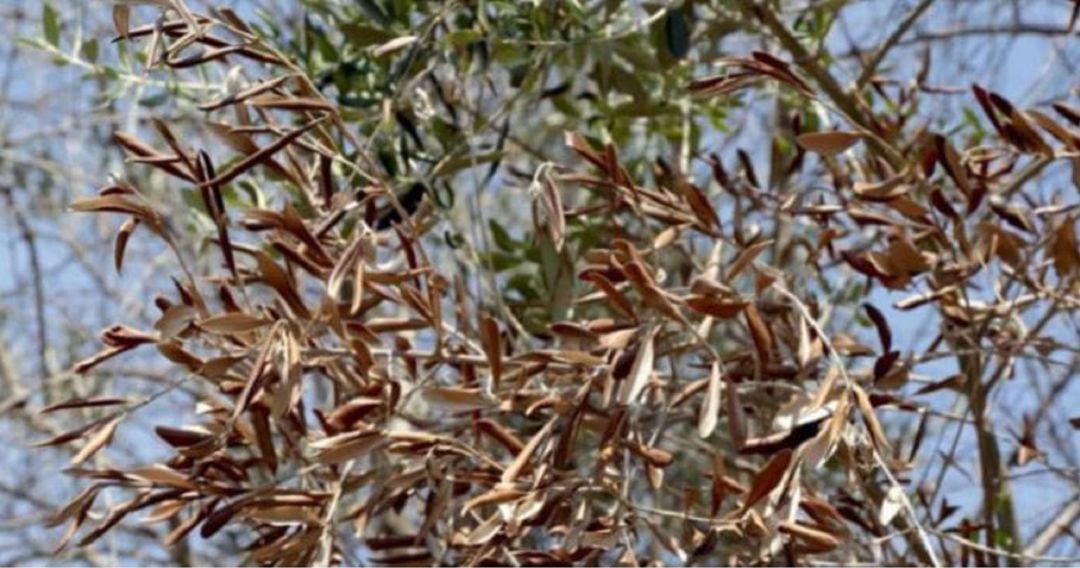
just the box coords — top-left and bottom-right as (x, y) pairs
(5, 0), (1080, 565)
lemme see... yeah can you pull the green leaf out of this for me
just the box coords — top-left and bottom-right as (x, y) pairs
(488, 219), (516, 252)
(80, 39), (99, 63)
(137, 92), (169, 108)
(315, 33), (338, 63)
(446, 29), (483, 47)
(538, 232), (574, 322)
(614, 37), (660, 72)
(356, 0), (392, 27)
(663, 9), (690, 60)
(341, 23), (395, 49)
(608, 64), (647, 103)
(480, 251), (522, 271)
(43, 3), (60, 47)
(611, 100), (673, 118)
(433, 150), (505, 177)
(506, 273), (541, 301)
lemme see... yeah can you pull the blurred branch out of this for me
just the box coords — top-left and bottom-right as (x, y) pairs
(854, 0), (936, 88)
(1, 185), (52, 403)
(839, 23), (1077, 59)
(738, 0), (906, 169)
(1027, 498), (1080, 559)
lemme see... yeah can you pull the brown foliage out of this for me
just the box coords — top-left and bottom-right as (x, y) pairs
(40, 1), (1080, 566)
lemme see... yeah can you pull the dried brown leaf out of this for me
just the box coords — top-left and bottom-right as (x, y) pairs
(422, 387), (493, 412)
(744, 304), (773, 363)
(854, 384), (891, 452)
(310, 429), (383, 465)
(796, 131), (861, 155)
(41, 397), (127, 414)
(71, 415), (121, 466)
(698, 363), (721, 439)
(685, 295), (748, 319)
(479, 315), (502, 389)
(727, 239), (773, 281)
(501, 418), (557, 485)
(740, 448), (793, 513)
(621, 327), (656, 405)
(778, 521), (839, 553)
(198, 312), (271, 334)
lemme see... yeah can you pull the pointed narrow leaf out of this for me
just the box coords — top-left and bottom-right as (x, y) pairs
(796, 132), (860, 155)
(740, 448), (792, 513)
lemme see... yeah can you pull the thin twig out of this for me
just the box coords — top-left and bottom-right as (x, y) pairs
(854, 0), (936, 88)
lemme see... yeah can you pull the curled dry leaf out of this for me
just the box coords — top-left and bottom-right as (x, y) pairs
(878, 485), (905, 527)
(198, 312), (271, 334)
(863, 303), (892, 353)
(1050, 217), (1080, 279)
(199, 117), (325, 189)
(70, 194), (163, 233)
(248, 95), (335, 112)
(463, 487), (525, 514)
(540, 173), (566, 252)
(41, 397), (127, 414)
(326, 397), (382, 431)
(698, 362), (721, 438)
(255, 251), (310, 319)
(796, 314), (812, 367)
(727, 239), (772, 281)
(685, 295), (748, 319)
(501, 418), (557, 485)
(744, 304), (773, 363)
(466, 513), (503, 546)
(479, 315), (502, 388)
(726, 373), (747, 449)
(854, 384), (891, 452)
(71, 415), (122, 466)
(853, 175), (910, 202)
(154, 304), (197, 338)
(422, 387), (493, 412)
(779, 521), (840, 553)
(155, 425), (213, 448)
(621, 327), (657, 405)
(372, 35), (419, 57)
(795, 131), (861, 155)
(129, 465), (197, 490)
(739, 448), (793, 513)
(310, 429), (383, 465)
(112, 5), (130, 37)
(582, 271), (637, 320)
(72, 345), (130, 375)
(114, 217), (139, 273)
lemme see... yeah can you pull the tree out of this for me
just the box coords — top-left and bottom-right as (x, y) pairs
(12, 0), (1080, 565)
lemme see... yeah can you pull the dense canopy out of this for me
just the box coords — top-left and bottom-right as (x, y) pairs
(1, 0), (1079, 565)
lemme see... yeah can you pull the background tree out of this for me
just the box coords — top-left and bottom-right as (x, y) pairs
(2, 0), (1079, 565)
